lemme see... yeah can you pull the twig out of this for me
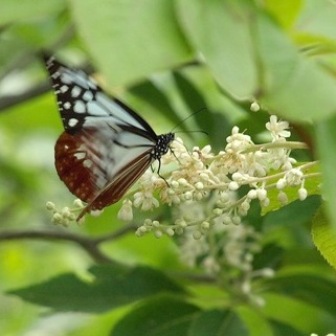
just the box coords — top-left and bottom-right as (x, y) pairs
(0, 25), (76, 82)
(0, 224), (136, 264)
(93, 223), (138, 244)
(0, 80), (50, 111)
(0, 25), (76, 112)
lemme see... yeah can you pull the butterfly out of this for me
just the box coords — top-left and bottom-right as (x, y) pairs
(44, 56), (175, 220)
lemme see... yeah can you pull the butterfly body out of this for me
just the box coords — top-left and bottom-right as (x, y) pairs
(45, 57), (174, 220)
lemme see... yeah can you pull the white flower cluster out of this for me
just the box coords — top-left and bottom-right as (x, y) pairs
(46, 199), (86, 226)
(118, 115), (313, 238)
(179, 222), (274, 306)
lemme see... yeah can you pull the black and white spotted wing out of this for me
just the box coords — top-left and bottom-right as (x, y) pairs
(44, 56), (174, 220)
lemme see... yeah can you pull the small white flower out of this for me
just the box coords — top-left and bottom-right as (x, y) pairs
(133, 192), (159, 211)
(52, 213), (63, 224)
(266, 115), (291, 140)
(241, 281), (251, 294)
(247, 189), (257, 199)
(202, 256), (220, 274)
(241, 201), (250, 212)
(154, 230), (163, 238)
(201, 221), (210, 230)
(229, 181), (239, 191)
(260, 268), (275, 278)
(257, 189), (267, 200)
(261, 198), (270, 207)
(166, 228), (175, 236)
(90, 209), (104, 217)
(278, 191), (288, 204)
(250, 295), (266, 307)
(193, 230), (202, 240)
(61, 207), (71, 218)
(285, 168), (303, 186)
(222, 214), (232, 225)
(183, 191), (193, 200)
(140, 225), (149, 233)
(298, 187), (308, 201)
(276, 178), (287, 190)
(213, 208), (223, 215)
(232, 172), (244, 182)
(73, 199), (85, 208)
(226, 129), (252, 153)
(220, 192), (230, 202)
(250, 101), (260, 112)
(46, 201), (56, 211)
(118, 199), (133, 221)
(152, 220), (160, 227)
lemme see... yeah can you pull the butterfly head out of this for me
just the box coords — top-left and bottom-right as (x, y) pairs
(152, 132), (175, 160)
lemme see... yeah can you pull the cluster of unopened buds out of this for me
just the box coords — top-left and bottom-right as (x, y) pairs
(117, 115), (316, 239)
(46, 199), (86, 226)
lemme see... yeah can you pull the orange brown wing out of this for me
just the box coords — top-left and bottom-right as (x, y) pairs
(55, 129), (153, 220)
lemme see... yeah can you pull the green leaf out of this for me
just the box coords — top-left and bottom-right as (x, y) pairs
(264, 0), (303, 29)
(1, 93), (60, 131)
(189, 309), (248, 336)
(253, 244), (284, 270)
(296, 0), (336, 41)
(177, 0), (336, 121)
(177, 0), (257, 99)
(128, 80), (184, 132)
(111, 296), (200, 336)
(269, 319), (305, 336)
(316, 116), (336, 231)
(261, 292), (336, 333)
(263, 195), (321, 228)
(255, 13), (336, 122)
(172, 71), (232, 148)
(70, 0), (192, 87)
(266, 274), (336, 316)
(261, 58), (336, 122)
(173, 72), (208, 114)
(8, 264), (185, 313)
(237, 306), (274, 336)
(0, 0), (65, 24)
(312, 207), (336, 270)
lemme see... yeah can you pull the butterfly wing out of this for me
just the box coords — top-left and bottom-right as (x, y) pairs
(45, 57), (159, 218)
(55, 125), (154, 219)
(44, 56), (157, 136)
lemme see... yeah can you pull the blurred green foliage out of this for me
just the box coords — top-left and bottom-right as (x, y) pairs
(1, 0), (336, 335)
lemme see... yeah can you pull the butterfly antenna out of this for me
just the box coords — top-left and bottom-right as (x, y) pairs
(174, 130), (209, 136)
(171, 107), (207, 132)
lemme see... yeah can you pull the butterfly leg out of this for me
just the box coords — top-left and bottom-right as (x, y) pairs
(156, 159), (169, 187)
(170, 147), (182, 165)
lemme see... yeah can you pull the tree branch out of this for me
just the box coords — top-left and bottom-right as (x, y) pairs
(0, 80), (50, 111)
(0, 224), (137, 264)
(93, 223), (138, 244)
(0, 25), (76, 112)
